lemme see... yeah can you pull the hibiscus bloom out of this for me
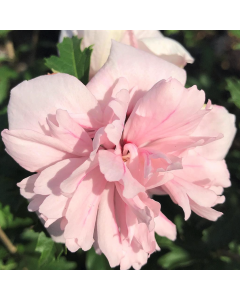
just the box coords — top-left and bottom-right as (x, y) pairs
(60, 30), (194, 78)
(1, 41), (235, 269)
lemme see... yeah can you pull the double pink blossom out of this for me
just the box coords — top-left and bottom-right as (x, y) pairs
(1, 41), (236, 269)
(60, 30), (194, 77)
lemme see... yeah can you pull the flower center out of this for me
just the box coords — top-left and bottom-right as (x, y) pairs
(122, 153), (130, 162)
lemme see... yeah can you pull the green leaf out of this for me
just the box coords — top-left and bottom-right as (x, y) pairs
(158, 248), (193, 269)
(233, 43), (240, 50)
(34, 232), (77, 270)
(156, 236), (193, 269)
(226, 78), (240, 109)
(0, 258), (17, 270)
(35, 232), (55, 267)
(229, 30), (240, 38)
(45, 36), (93, 85)
(164, 30), (179, 36)
(0, 30), (10, 38)
(86, 247), (111, 270)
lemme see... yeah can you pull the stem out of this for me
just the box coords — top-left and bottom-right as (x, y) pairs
(5, 40), (15, 61)
(0, 227), (17, 254)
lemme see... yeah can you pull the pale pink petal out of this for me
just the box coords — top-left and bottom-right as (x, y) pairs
(104, 88), (130, 124)
(210, 186), (224, 195)
(120, 238), (148, 270)
(154, 211), (177, 241)
(104, 120), (124, 146)
(123, 143), (143, 184)
(64, 168), (107, 251)
(203, 160), (231, 187)
(95, 183), (123, 267)
(175, 152), (231, 188)
(215, 196), (225, 204)
(60, 157), (98, 195)
(45, 218), (66, 243)
(143, 134), (223, 156)
(91, 89), (130, 148)
(114, 188), (128, 241)
(87, 41), (186, 114)
(44, 218), (57, 228)
(90, 127), (114, 160)
(134, 223), (156, 254)
(34, 158), (86, 195)
(138, 150), (182, 182)
(125, 205), (138, 243)
(116, 188), (154, 231)
(101, 79), (129, 114)
(1, 129), (76, 172)
(122, 146), (176, 190)
(8, 73), (102, 133)
(139, 193), (160, 218)
(17, 174), (39, 199)
(28, 195), (46, 212)
(47, 110), (93, 156)
(163, 180), (191, 220)
(39, 194), (68, 219)
(173, 176), (218, 207)
(144, 172), (174, 190)
(120, 30), (138, 48)
(113, 191), (155, 270)
(123, 79), (208, 146)
(117, 168), (145, 199)
(193, 105), (236, 160)
(65, 238), (80, 252)
(190, 200), (223, 221)
(98, 150), (125, 182)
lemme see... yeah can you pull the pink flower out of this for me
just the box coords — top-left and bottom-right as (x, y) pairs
(60, 30), (194, 78)
(1, 41), (235, 269)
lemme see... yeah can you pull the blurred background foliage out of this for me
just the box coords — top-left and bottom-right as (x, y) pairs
(0, 30), (240, 270)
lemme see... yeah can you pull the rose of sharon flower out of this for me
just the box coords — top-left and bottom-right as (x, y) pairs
(1, 41), (235, 270)
(60, 30), (194, 78)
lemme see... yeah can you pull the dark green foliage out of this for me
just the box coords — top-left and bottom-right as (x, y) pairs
(0, 30), (240, 270)
(86, 247), (111, 270)
(226, 78), (240, 109)
(45, 36), (92, 84)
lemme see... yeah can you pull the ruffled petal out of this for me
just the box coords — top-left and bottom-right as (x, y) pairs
(60, 157), (99, 195)
(193, 105), (236, 160)
(34, 158), (86, 195)
(190, 200), (223, 221)
(17, 174), (39, 199)
(163, 180), (191, 220)
(123, 79), (208, 147)
(64, 168), (107, 251)
(95, 183), (123, 267)
(154, 211), (177, 241)
(98, 150), (125, 182)
(2, 129), (76, 172)
(47, 109), (93, 156)
(87, 41), (186, 114)
(39, 194), (68, 219)
(8, 73), (102, 133)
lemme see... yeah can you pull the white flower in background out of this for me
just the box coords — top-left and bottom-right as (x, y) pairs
(59, 30), (194, 78)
